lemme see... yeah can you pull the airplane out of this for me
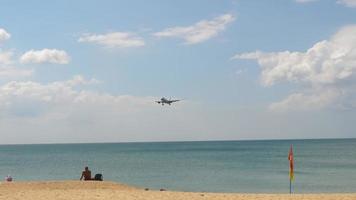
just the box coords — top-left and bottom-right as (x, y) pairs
(156, 97), (181, 105)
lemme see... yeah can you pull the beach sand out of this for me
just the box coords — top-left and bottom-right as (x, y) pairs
(0, 181), (355, 200)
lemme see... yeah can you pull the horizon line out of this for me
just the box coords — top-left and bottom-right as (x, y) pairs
(0, 137), (355, 146)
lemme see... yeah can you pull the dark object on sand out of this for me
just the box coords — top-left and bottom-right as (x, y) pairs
(159, 188), (166, 191)
(144, 188), (149, 191)
(94, 174), (103, 181)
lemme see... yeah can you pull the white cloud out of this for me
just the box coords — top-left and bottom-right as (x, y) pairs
(296, 0), (356, 7)
(0, 76), (204, 143)
(337, 0), (356, 7)
(0, 51), (33, 79)
(0, 76), (153, 117)
(78, 32), (145, 48)
(233, 25), (356, 111)
(0, 28), (11, 42)
(64, 75), (100, 86)
(0, 67), (33, 79)
(153, 14), (235, 45)
(20, 49), (70, 64)
(0, 51), (13, 65)
(269, 88), (342, 111)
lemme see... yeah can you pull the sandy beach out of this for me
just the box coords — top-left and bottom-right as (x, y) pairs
(0, 181), (355, 200)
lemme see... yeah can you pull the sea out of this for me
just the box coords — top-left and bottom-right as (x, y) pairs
(0, 139), (355, 193)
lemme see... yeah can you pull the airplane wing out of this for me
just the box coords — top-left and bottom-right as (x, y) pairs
(170, 99), (181, 103)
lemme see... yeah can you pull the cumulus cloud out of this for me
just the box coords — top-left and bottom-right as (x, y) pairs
(233, 25), (356, 111)
(78, 32), (145, 48)
(337, 0), (356, 7)
(20, 49), (70, 64)
(0, 28), (11, 42)
(153, 14), (235, 44)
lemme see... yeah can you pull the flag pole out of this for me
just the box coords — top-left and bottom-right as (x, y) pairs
(288, 144), (294, 194)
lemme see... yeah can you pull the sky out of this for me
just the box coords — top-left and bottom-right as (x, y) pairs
(0, 0), (356, 144)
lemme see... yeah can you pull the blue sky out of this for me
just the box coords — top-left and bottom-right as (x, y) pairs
(0, 0), (356, 144)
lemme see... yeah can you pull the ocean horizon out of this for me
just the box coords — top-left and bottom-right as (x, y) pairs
(0, 138), (355, 193)
(2, 137), (355, 145)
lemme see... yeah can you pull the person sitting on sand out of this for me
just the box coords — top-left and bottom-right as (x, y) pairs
(80, 166), (92, 181)
(5, 175), (12, 182)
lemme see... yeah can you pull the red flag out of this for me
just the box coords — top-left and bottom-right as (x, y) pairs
(288, 145), (294, 181)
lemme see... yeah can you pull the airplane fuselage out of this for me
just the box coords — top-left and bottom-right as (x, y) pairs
(156, 97), (180, 105)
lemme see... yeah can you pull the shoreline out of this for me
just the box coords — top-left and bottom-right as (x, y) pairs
(0, 181), (355, 200)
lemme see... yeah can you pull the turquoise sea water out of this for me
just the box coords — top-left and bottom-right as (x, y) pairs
(0, 139), (356, 193)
